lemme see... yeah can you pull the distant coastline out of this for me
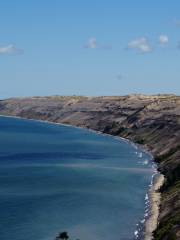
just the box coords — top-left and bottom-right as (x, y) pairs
(0, 95), (179, 239)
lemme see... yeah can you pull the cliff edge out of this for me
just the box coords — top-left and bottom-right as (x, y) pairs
(0, 94), (179, 239)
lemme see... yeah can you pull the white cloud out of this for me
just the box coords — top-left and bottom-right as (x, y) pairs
(84, 38), (97, 49)
(84, 38), (112, 50)
(0, 44), (23, 55)
(159, 35), (169, 45)
(127, 37), (152, 53)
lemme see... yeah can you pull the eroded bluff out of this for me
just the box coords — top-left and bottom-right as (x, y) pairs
(0, 94), (179, 239)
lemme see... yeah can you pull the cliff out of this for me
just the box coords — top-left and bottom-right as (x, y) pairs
(0, 94), (179, 239)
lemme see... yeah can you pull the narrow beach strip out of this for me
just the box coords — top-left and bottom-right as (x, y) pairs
(144, 174), (165, 240)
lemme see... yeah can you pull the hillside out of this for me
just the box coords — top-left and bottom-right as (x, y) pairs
(0, 94), (179, 239)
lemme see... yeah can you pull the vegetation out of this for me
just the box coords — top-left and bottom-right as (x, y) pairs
(55, 231), (80, 240)
(155, 145), (180, 162)
(55, 232), (69, 240)
(154, 215), (180, 240)
(134, 137), (145, 144)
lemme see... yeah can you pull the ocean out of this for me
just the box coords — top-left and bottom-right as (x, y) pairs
(0, 116), (154, 240)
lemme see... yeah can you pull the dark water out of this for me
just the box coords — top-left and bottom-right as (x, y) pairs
(0, 116), (153, 240)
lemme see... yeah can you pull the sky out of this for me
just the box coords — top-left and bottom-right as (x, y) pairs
(0, 0), (180, 98)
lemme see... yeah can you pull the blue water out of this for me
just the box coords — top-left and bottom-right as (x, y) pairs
(0, 116), (153, 240)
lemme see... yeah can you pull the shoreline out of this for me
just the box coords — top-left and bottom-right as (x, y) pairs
(144, 174), (164, 240)
(0, 114), (164, 239)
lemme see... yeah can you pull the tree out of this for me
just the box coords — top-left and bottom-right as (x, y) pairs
(56, 231), (69, 240)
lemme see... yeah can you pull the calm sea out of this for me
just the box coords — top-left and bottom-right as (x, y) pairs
(0, 116), (153, 240)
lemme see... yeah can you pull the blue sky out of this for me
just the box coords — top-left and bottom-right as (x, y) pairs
(0, 0), (180, 98)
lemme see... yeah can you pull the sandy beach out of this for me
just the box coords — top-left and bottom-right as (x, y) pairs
(144, 174), (165, 240)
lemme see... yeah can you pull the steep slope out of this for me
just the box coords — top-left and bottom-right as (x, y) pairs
(0, 94), (179, 239)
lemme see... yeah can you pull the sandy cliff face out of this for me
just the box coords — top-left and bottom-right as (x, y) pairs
(0, 95), (179, 239)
